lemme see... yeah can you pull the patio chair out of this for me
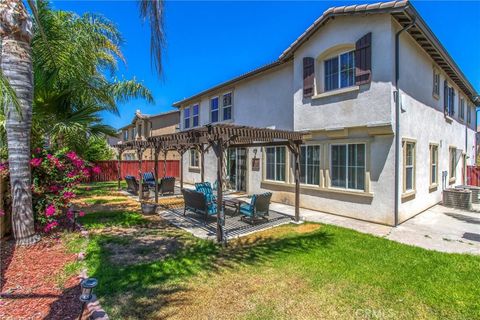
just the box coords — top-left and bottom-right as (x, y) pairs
(239, 192), (272, 224)
(142, 172), (157, 189)
(125, 175), (149, 197)
(182, 188), (217, 221)
(195, 182), (216, 202)
(159, 176), (176, 196)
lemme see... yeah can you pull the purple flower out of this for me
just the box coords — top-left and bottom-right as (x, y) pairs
(30, 158), (43, 167)
(44, 221), (58, 233)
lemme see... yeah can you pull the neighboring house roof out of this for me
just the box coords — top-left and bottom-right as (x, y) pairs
(118, 109), (180, 131)
(173, 0), (479, 108)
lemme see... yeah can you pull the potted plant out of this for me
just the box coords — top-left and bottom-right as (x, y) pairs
(140, 200), (158, 215)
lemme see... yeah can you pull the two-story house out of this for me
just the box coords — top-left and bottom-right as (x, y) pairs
(118, 110), (180, 161)
(173, 0), (479, 226)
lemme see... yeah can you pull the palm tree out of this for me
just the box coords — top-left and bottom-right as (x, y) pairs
(0, 0), (165, 245)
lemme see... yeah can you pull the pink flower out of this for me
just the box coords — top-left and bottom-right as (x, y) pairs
(35, 148), (42, 154)
(43, 221), (58, 233)
(78, 211), (85, 217)
(45, 204), (56, 217)
(63, 191), (75, 199)
(73, 158), (84, 168)
(30, 158), (42, 167)
(66, 209), (74, 219)
(47, 154), (53, 160)
(67, 171), (77, 178)
(66, 151), (78, 160)
(49, 185), (60, 193)
(92, 166), (101, 174)
(82, 168), (90, 177)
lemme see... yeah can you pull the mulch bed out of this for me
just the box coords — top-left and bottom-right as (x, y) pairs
(0, 235), (83, 320)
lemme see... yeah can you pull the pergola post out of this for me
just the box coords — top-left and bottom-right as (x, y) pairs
(179, 148), (185, 190)
(212, 140), (225, 245)
(290, 142), (301, 222)
(163, 149), (168, 177)
(200, 146), (205, 183)
(137, 147), (145, 201)
(117, 147), (124, 191)
(154, 147), (159, 203)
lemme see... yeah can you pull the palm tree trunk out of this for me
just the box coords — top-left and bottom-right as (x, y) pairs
(0, 0), (39, 245)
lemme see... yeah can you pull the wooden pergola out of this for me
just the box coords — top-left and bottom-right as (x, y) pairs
(115, 124), (306, 244)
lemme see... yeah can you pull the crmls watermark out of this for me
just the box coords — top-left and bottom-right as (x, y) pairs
(354, 308), (396, 319)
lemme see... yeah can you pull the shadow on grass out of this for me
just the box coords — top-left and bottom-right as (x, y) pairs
(87, 228), (333, 319)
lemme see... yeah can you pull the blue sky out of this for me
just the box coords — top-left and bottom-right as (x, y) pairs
(51, 0), (480, 129)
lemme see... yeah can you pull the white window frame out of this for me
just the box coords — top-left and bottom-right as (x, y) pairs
(403, 140), (416, 194)
(222, 92), (233, 121)
(264, 146), (286, 182)
(459, 97), (465, 121)
(432, 68), (440, 99)
(183, 107), (191, 129)
(323, 50), (356, 92)
(329, 143), (366, 191)
(449, 147), (456, 183)
(300, 145), (321, 186)
(429, 143), (438, 188)
(190, 149), (200, 168)
(123, 130), (128, 141)
(467, 105), (472, 125)
(192, 104), (199, 127)
(210, 96), (219, 123)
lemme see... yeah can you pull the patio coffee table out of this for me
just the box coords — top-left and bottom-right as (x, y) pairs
(223, 198), (243, 216)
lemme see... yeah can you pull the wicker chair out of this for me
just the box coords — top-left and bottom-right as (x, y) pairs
(239, 192), (272, 224)
(182, 188), (217, 221)
(125, 175), (149, 197)
(159, 177), (176, 195)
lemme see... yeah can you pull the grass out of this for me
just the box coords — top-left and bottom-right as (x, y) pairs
(69, 182), (480, 320)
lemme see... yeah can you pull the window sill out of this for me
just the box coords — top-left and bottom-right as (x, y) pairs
(260, 180), (373, 198)
(429, 184), (438, 192)
(401, 190), (416, 201)
(444, 115), (453, 123)
(312, 86), (359, 100)
(433, 93), (439, 100)
(189, 167), (200, 173)
(449, 177), (456, 185)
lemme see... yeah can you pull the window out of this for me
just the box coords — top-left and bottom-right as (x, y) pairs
(459, 98), (465, 121)
(432, 68), (440, 98)
(404, 141), (415, 192)
(300, 145), (320, 185)
(123, 130), (128, 141)
(324, 51), (355, 92)
(184, 107), (191, 129)
(467, 105), (472, 125)
(449, 147), (456, 181)
(331, 143), (365, 190)
(190, 149), (199, 168)
(222, 92), (232, 121)
(192, 104), (199, 127)
(265, 147), (286, 182)
(444, 81), (455, 117)
(210, 97), (219, 123)
(132, 127), (136, 139)
(138, 124), (142, 138)
(430, 144), (438, 186)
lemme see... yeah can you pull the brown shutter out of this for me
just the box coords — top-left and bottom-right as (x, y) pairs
(303, 57), (315, 98)
(355, 32), (372, 85)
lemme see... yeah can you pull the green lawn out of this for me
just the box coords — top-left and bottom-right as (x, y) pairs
(69, 182), (480, 320)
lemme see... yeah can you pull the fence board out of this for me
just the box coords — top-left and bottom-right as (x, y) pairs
(90, 160), (179, 182)
(467, 166), (480, 186)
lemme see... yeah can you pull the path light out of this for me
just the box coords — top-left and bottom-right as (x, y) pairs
(79, 278), (98, 319)
(80, 278), (98, 302)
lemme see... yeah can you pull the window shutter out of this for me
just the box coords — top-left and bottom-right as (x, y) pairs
(303, 57), (315, 97)
(450, 88), (455, 116)
(443, 80), (448, 115)
(355, 32), (372, 85)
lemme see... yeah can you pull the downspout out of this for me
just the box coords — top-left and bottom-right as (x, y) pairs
(394, 18), (416, 227)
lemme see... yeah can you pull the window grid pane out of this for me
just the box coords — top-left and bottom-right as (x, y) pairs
(211, 98), (219, 123)
(324, 57), (339, 92)
(340, 51), (355, 88)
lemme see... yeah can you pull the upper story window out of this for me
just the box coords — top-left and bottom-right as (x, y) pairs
(183, 104), (199, 129)
(444, 81), (455, 117)
(138, 124), (142, 138)
(132, 127), (136, 139)
(467, 105), (472, 125)
(459, 98), (465, 121)
(222, 92), (232, 121)
(210, 97), (219, 123)
(324, 51), (355, 92)
(432, 68), (440, 99)
(183, 107), (191, 129)
(123, 130), (128, 141)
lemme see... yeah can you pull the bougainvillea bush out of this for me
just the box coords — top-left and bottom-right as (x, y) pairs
(30, 148), (101, 233)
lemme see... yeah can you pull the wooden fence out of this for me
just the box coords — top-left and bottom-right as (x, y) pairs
(90, 160), (180, 182)
(467, 166), (480, 187)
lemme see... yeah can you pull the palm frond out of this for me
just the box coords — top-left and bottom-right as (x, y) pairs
(138, 0), (166, 75)
(0, 69), (21, 116)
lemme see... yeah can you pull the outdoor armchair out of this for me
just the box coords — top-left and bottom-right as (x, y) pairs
(125, 175), (149, 197)
(142, 172), (157, 189)
(182, 188), (217, 221)
(239, 192), (272, 224)
(159, 176), (176, 195)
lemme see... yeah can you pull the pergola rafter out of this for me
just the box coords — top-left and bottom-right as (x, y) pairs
(114, 124), (307, 244)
